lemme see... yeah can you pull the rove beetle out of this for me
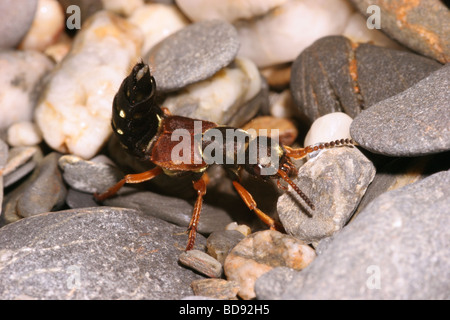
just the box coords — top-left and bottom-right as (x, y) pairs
(94, 62), (356, 251)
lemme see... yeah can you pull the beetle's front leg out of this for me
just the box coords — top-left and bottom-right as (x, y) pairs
(185, 172), (209, 251)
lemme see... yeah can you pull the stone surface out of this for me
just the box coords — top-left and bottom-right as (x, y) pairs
(254, 267), (296, 300)
(191, 279), (240, 300)
(242, 116), (298, 146)
(66, 188), (100, 209)
(206, 230), (245, 265)
(58, 154), (124, 194)
(145, 20), (240, 92)
(277, 146), (376, 243)
(224, 230), (316, 300)
(129, 3), (189, 55)
(0, 207), (207, 299)
(0, 0), (38, 49)
(163, 58), (262, 126)
(0, 140), (7, 218)
(350, 0), (450, 64)
(235, 0), (354, 67)
(6, 121), (43, 147)
(304, 112), (353, 147)
(179, 250), (223, 278)
(263, 170), (450, 300)
(351, 64), (450, 157)
(102, 0), (144, 16)
(290, 36), (442, 123)
(16, 152), (66, 218)
(35, 11), (143, 159)
(0, 50), (54, 130)
(2, 147), (38, 177)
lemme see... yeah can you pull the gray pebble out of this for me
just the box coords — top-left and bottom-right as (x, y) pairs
(0, 207), (207, 300)
(65, 188), (99, 209)
(145, 20), (240, 92)
(179, 250), (223, 278)
(16, 152), (67, 218)
(0, 0), (38, 49)
(265, 170), (450, 300)
(206, 230), (245, 265)
(351, 64), (450, 156)
(277, 146), (376, 243)
(254, 267), (297, 300)
(58, 154), (124, 193)
(3, 160), (37, 188)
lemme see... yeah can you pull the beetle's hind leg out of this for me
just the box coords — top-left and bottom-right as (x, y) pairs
(232, 180), (284, 232)
(94, 167), (163, 202)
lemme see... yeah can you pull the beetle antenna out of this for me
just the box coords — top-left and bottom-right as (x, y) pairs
(277, 169), (315, 210)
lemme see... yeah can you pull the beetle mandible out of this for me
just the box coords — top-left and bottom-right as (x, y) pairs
(94, 62), (356, 251)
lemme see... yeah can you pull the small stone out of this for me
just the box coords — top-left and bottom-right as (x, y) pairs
(128, 3), (189, 55)
(58, 154), (123, 193)
(145, 20), (240, 92)
(16, 152), (67, 218)
(163, 57), (262, 126)
(235, 0), (354, 67)
(271, 170), (450, 300)
(35, 11), (143, 159)
(103, 188), (235, 234)
(268, 90), (297, 119)
(242, 116), (298, 146)
(304, 112), (353, 147)
(2, 147), (38, 177)
(261, 63), (292, 91)
(350, 64), (450, 157)
(0, 50), (54, 130)
(0, 207), (207, 299)
(191, 279), (240, 300)
(277, 146), (376, 243)
(102, 0), (144, 16)
(65, 188), (100, 209)
(224, 230), (316, 300)
(350, 0), (450, 64)
(0, 0), (38, 49)
(18, 0), (65, 52)
(254, 267), (297, 300)
(206, 230), (245, 265)
(179, 250), (223, 278)
(224, 222), (252, 236)
(290, 36), (442, 123)
(3, 160), (37, 189)
(6, 121), (43, 147)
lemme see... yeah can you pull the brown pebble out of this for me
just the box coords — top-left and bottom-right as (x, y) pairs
(242, 116), (298, 146)
(179, 249), (223, 278)
(191, 279), (240, 300)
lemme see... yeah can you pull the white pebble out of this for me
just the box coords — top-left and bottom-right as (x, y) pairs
(7, 121), (43, 147)
(236, 0), (354, 67)
(304, 112), (353, 147)
(19, 0), (65, 52)
(35, 12), (143, 159)
(269, 90), (296, 119)
(128, 3), (189, 55)
(225, 222), (252, 236)
(175, 0), (288, 22)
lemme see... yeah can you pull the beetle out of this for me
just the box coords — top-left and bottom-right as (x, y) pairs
(94, 61), (356, 251)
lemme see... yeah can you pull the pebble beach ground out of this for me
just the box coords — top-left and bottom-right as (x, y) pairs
(0, 0), (449, 300)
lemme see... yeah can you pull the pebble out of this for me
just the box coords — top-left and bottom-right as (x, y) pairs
(102, 0), (144, 16)
(225, 222), (252, 237)
(268, 90), (297, 119)
(2, 147), (38, 177)
(0, 50), (54, 130)
(35, 11), (143, 160)
(290, 36), (442, 123)
(145, 20), (240, 92)
(261, 64), (292, 91)
(128, 3), (189, 55)
(235, 0), (353, 67)
(260, 170), (450, 299)
(350, 0), (450, 64)
(351, 64), (450, 157)
(191, 279), (240, 300)
(179, 250), (223, 278)
(0, 207), (207, 299)
(0, 0), (38, 49)
(16, 152), (66, 218)
(103, 188), (235, 234)
(241, 116), (298, 146)
(277, 146), (376, 243)
(224, 230), (316, 300)
(65, 188), (99, 209)
(0, 140), (8, 218)
(18, 0), (65, 52)
(162, 58), (263, 127)
(6, 121), (43, 147)
(175, 0), (288, 22)
(304, 112), (353, 147)
(58, 154), (123, 193)
(254, 267), (296, 300)
(206, 230), (245, 265)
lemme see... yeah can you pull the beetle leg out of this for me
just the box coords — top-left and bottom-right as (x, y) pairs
(284, 139), (356, 159)
(186, 173), (209, 251)
(94, 167), (163, 202)
(232, 180), (284, 232)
